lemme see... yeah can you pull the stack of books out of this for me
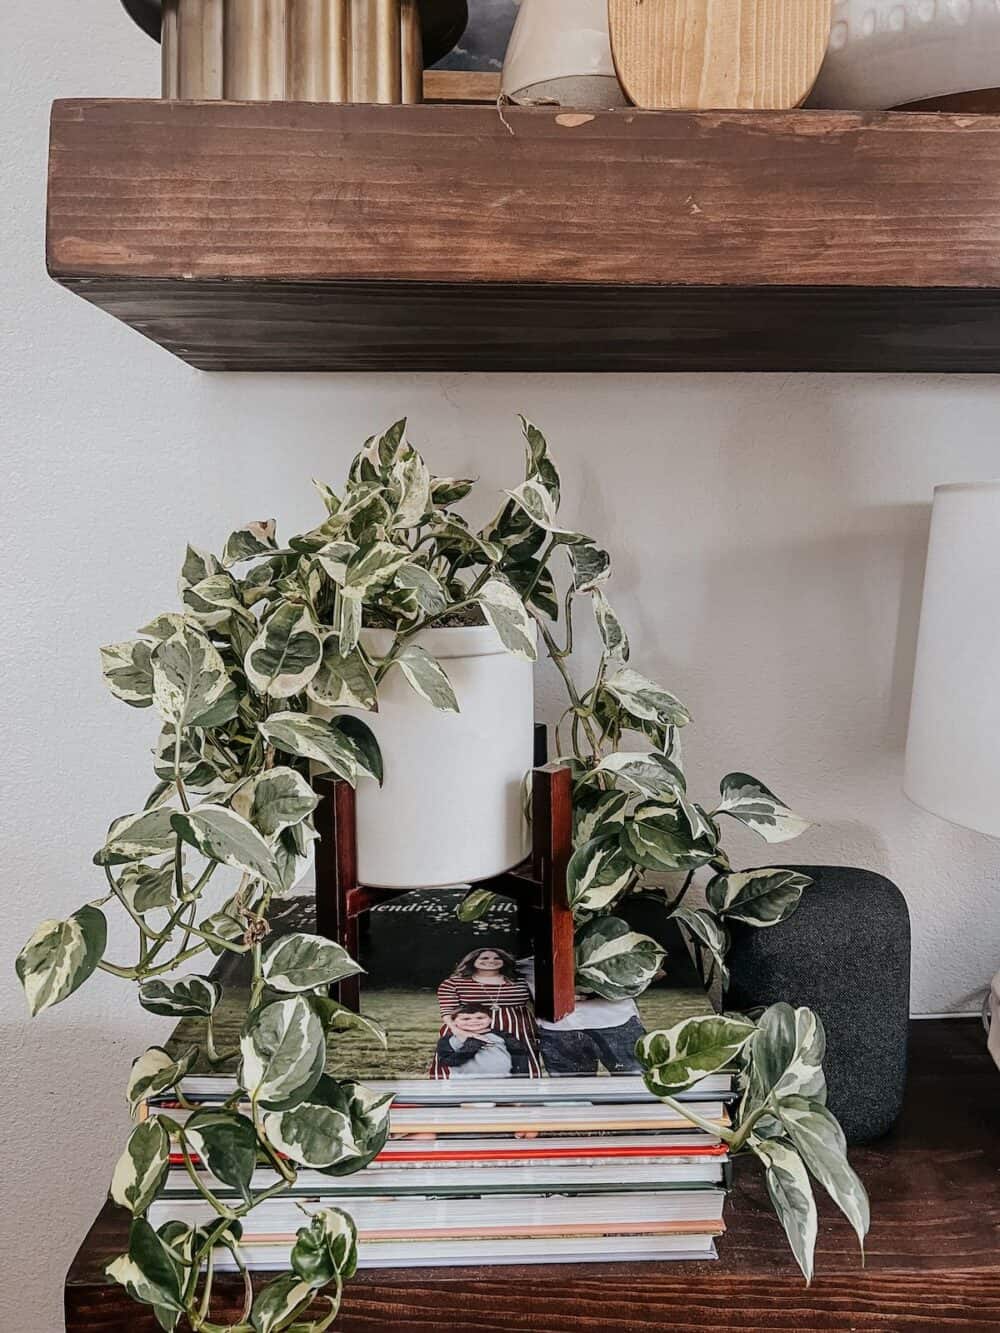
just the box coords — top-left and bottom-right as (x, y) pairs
(144, 891), (733, 1269)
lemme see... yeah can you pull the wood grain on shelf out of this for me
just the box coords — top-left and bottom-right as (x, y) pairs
(46, 99), (1000, 371)
(608, 0), (833, 110)
(64, 1020), (1000, 1330)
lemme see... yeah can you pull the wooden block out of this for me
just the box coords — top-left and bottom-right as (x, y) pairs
(609, 0), (833, 110)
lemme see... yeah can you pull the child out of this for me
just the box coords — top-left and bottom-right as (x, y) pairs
(433, 1004), (532, 1078)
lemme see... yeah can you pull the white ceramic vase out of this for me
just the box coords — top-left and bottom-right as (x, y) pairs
(811, 0), (1000, 109)
(333, 624), (535, 890)
(501, 0), (628, 109)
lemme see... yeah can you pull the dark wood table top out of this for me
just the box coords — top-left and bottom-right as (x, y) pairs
(66, 1018), (1000, 1331)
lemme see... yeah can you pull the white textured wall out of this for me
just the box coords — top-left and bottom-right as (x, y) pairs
(3, 4), (999, 1330)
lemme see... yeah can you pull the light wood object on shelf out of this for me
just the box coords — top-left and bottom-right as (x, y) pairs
(161, 0), (421, 102)
(609, 0), (833, 110)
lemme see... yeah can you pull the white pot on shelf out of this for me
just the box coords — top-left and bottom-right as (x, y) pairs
(501, 0), (628, 109)
(318, 624), (535, 890)
(811, 0), (1000, 110)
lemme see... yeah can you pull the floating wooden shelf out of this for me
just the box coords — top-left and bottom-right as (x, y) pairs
(46, 99), (1000, 372)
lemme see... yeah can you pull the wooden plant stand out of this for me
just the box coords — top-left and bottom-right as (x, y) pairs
(312, 756), (576, 1024)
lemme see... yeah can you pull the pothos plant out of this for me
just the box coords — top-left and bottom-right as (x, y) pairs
(16, 418), (867, 1331)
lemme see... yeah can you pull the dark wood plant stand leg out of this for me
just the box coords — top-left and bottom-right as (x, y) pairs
(312, 762), (576, 1023)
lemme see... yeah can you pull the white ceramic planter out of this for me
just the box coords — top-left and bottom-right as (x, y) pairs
(812, 0), (1000, 110)
(502, 0), (628, 109)
(335, 624), (535, 890)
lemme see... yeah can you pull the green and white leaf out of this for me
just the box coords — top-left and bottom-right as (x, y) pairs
(391, 449), (432, 528)
(593, 589), (630, 660)
(16, 905), (107, 1016)
(638, 1014), (756, 1097)
(179, 544), (222, 591)
(456, 887), (497, 923)
(251, 1274), (316, 1333)
(341, 541), (411, 599)
(476, 579), (537, 662)
(200, 904), (250, 955)
(259, 712), (360, 784)
(748, 1004), (828, 1111)
(126, 1046), (198, 1112)
(316, 1078), (394, 1175)
(504, 479), (585, 543)
(520, 416), (561, 499)
(314, 540), (357, 585)
(777, 1096), (869, 1253)
(431, 476), (475, 507)
(110, 1117), (171, 1215)
(150, 624), (231, 729)
(118, 862), (175, 915)
(591, 752), (682, 802)
(262, 932), (362, 993)
(100, 639), (154, 708)
(171, 805), (281, 885)
(231, 767), (319, 840)
(291, 1207), (358, 1288)
(263, 1097), (361, 1170)
(395, 563), (448, 616)
(138, 975), (221, 1018)
(244, 604), (323, 699)
(106, 1219), (184, 1315)
(240, 997), (326, 1111)
(394, 644), (460, 713)
(706, 869), (810, 927)
(567, 836), (635, 916)
(671, 906), (728, 965)
(604, 667), (690, 729)
(753, 1137), (818, 1284)
(183, 1108), (259, 1205)
(274, 819), (320, 896)
(330, 715), (383, 785)
(307, 633), (377, 711)
(223, 519), (277, 566)
(181, 573), (250, 630)
(312, 997), (388, 1049)
(337, 589), (363, 655)
(575, 916), (665, 1001)
(715, 773), (812, 844)
(574, 787), (629, 843)
(139, 611), (189, 642)
(622, 803), (716, 873)
(153, 726), (224, 790)
(570, 541), (612, 593)
(95, 808), (177, 867)
(265, 1074), (392, 1175)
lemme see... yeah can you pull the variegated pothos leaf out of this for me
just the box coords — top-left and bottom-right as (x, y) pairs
(16, 905), (107, 1016)
(110, 1117), (171, 1215)
(715, 774), (812, 844)
(638, 1013), (756, 1097)
(574, 915), (665, 1001)
(244, 604), (322, 699)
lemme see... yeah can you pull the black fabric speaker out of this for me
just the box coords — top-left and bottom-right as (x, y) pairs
(724, 865), (910, 1145)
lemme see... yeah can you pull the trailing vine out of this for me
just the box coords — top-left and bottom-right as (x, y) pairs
(16, 419), (866, 1329)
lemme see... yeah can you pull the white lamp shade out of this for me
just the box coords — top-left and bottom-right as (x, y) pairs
(905, 480), (1000, 837)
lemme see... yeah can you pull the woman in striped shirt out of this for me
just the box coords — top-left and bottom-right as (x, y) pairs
(430, 946), (542, 1078)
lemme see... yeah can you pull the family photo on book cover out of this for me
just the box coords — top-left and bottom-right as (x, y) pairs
(168, 889), (712, 1084)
